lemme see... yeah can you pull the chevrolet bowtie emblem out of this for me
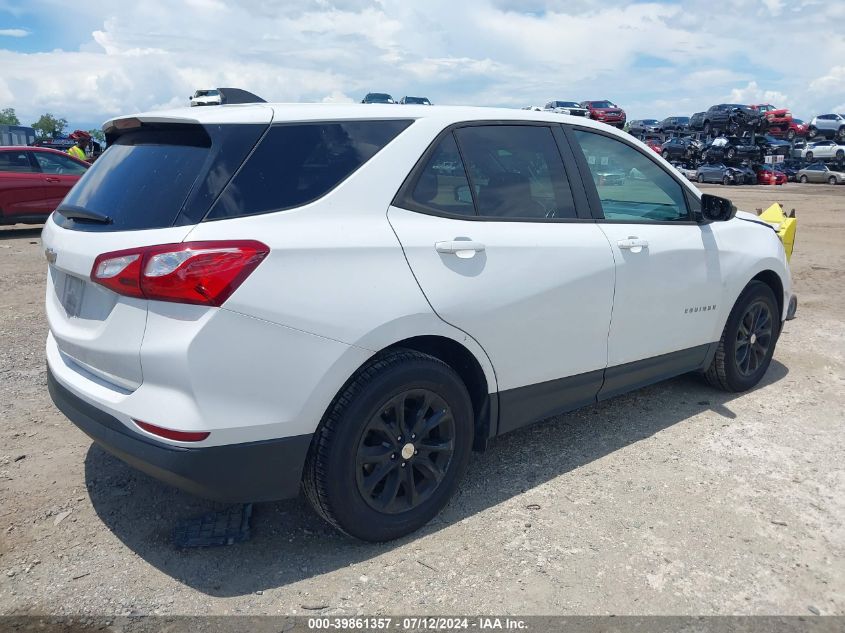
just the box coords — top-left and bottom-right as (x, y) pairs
(45, 248), (57, 264)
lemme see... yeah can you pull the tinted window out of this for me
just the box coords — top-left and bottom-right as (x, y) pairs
(455, 125), (576, 220)
(0, 151), (35, 173)
(208, 120), (412, 220)
(34, 152), (88, 175)
(58, 124), (265, 232)
(407, 133), (474, 217)
(574, 129), (689, 222)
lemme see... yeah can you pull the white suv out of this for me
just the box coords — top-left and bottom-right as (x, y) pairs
(44, 104), (795, 541)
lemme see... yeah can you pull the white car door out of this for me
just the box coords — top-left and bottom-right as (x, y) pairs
(388, 124), (616, 433)
(565, 127), (724, 399)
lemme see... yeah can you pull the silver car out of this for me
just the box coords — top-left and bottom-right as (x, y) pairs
(808, 113), (845, 141)
(543, 100), (589, 117)
(797, 162), (845, 184)
(792, 140), (845, 161)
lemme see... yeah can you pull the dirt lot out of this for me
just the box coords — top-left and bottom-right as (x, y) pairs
(0, 183), (843, 616)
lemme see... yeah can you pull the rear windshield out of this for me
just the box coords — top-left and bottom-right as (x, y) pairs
(206, 120), (412, 220)
(56, 123), (265, 232)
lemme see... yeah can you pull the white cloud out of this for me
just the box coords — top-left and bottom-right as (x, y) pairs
(0, 28), (29, 37)
(0, 0), (844, 128)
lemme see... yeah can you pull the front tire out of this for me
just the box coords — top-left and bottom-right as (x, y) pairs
(799, 174), (808, 183)
(829, 176), (837, 185)
(805, 152), (813, 161)
(705, 281), (780, 392)
(787, 129), (796, 140)
(722, 175), (731, 186)
(698, 173), (705, 183)
(303, 349), (473, 542)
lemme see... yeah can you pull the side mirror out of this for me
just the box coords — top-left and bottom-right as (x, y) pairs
(454, 185), (473, 204)
(700, 193), (737, 222)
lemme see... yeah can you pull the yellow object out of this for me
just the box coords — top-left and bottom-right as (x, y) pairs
(67, 145), (86, 161)
(758, 202), (796, 262)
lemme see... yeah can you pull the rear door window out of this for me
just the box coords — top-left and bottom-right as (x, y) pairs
(454, 125), (577, 219)
(0, 150), (36, 173)
(207, 120), (412, 220)
(34, 152), (88, 175)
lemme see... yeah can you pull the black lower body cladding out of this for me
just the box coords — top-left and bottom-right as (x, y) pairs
(47, 369), (312, 503)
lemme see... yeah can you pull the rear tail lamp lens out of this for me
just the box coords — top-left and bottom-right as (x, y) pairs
(91, 240), (269, 306)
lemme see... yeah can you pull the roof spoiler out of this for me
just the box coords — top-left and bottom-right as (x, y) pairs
(217, 88), (266, 105)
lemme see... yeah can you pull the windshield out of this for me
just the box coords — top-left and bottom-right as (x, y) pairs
(403, 97), (431, 105)
(644, 120), (659, 125)
(195, 90), (219, 97)
(558, 102), (580, 108)
(589, 101), (616, 109)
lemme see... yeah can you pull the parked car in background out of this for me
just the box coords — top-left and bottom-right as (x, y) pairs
(807, 114), (845, 141)
(644, 138), (663, 154)
(670, 162), (698, 181)
(696, 162), (755, 185)
(580, 100), (626, 128)
(189, 89), (222, 107)
(660, 137), (704, 161)
(689, 111), (706, 132)
(704, 136), (761, 162)
(658, 116), (690, 133)
(792, 140), (845, 162)
(0, 146), (88, 225)
(543, 101), (589, 116)
(776, 158), (804, 181)
(361, 93), (396, 104)
(399, 96), (432, 105)
(755, 165), (787, 185)
(702, 104), (765, 136)
(769, 118), (807, 141)
(753, 135), (792, 157)
(797, 162), (845, 184)
(749, 104), (792, 128)
(628, 119), (661, 136)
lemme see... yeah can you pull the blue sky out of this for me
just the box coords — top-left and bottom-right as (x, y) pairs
(1, 0), (844, 132)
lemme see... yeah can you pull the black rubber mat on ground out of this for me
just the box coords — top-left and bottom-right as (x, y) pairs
(173, 503), (253, 548)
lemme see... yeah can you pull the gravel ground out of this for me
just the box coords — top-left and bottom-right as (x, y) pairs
(0, 183), (843, 616)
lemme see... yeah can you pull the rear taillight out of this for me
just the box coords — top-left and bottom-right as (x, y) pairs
(91, 240), (269, 306)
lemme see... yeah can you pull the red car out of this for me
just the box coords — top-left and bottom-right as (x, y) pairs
(749, 104), (792, 128)
(756, 165), (787, 185)
(645, 138), (663, 154)
(579, 100), (627, 128)
(769, 118), (808, 141)
(0, 146), (88, 225)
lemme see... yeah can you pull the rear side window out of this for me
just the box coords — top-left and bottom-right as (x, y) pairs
(207, 120), (412, 220)
(455, 125), (577, 219)
(0, 151), (35, 173)
(57, 124), (266, 232)
(34, 152), (88, 175)
(407, 133), (475, 217)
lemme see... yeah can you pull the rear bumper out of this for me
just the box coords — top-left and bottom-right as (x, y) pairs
(48, 368), (312, 503)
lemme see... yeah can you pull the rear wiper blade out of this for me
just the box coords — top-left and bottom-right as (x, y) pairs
(56, 205), (112, 224)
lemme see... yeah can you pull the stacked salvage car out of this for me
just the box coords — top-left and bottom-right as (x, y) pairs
(629, 102), (845, 186)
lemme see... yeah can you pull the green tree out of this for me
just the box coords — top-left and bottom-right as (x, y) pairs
(0, 107), (20, 125)
(87, 128), (106, 143)
(31, 113), (68, 139)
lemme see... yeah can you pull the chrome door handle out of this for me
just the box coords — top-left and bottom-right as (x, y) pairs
(435, 240), (486, 258)
(617, 237), (649, 252)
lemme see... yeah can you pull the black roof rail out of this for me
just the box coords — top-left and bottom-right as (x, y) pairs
(217, 88), (267, 105)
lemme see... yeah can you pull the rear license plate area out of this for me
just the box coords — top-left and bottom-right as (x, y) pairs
(61, 275), (86, 317)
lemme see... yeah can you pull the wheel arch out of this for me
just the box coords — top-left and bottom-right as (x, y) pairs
(382, 335), (494, 450)
(750, 270), (784, 320)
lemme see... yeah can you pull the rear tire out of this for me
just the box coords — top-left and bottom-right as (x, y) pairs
(698, 174), (705, 183)
(787, 129), (796, 140)
(799, 175), (808, 183)
(807, 127), (817, 139)
(303, 349), (473, 542)
(836, 150), (844, 160)
(805, 152), (813, 161)
(705, 281), (780, 392)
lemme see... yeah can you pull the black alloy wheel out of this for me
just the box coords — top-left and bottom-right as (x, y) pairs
(705, 281), (780, 392)
(836, 149), (844, 160)
(356, 389), (455, 514)
(734, 300), (774, 378)
(303, 349), (473, 542)
(805, 152), (813, 161)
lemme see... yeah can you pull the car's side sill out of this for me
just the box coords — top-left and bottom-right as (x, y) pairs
(495, 343), (716, 437)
